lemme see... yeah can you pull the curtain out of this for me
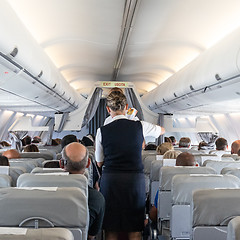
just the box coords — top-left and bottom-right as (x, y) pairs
(89, 99), (108, 137)
(8, 131), (25, 151)
(198, 132), (218, 148)
(157, 113), (164, 145)
(81, 88), (103, 128)
(125, 88), (144, 120)
(45, 118), (55, 145)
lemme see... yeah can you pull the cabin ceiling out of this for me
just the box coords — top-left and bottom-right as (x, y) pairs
(4, 0), (240, 115)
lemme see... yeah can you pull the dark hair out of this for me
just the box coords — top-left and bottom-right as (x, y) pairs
(144, 143), (157, 151)
(106, 91), (127, 112)
(198, 141), (208, 150)
(61, 135), (78, 149)
(176, 152), (195, 166)
(24, 144), (39, 152)
(169, 136), (176, 143)
(62, 146), (89, 173)
(164, 137), (172, 143)
(215, 137), (228, 150)
(0, 156), (9, 166)
(22, 135), (31, 146)
(44, 161), (60, 168)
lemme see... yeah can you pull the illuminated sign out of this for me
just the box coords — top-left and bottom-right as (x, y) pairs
(101, 81), (129, 88)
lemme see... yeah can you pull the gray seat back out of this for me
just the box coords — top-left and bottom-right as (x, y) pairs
(227, 216), (240, 240)
(222, 154), (240, 161)
(221, 168), (240, 178)
(20, 152), (53, 160)
(0, 227), (74, 240)
(38, 145), (62, 154)
(203, 160), (240, 174)
(17, 173), (88, 197)
(12, 158), (45, 167)
(194, 154), (220, 166)
(160, 166), (216, 191)
(172, 174), (240, 205)
(0, 187), (88, 239)
(9, 166), (26, 187)
(9, 160), (38, 173)
(31, 167), (65, 174)
(0, 174), (12, 187)
(192, 189), (240, 227)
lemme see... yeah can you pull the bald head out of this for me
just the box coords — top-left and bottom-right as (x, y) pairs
(62, 142), (89, 174)
(176, 152), (196, 166)
(231, 140), (240, 154)
(3, 149), (20, 159)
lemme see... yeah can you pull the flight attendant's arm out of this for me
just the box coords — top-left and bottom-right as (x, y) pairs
(141, 121), (165, 138)
(95, 128), (104, 168)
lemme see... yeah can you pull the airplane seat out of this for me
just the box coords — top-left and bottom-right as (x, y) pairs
(9, 160), (38, 173)
(142, 150), (157, 162)
(158, 166), (216, 234)
(38, 145), (62, 154)
(191, 189), (240, 240)
(42, 160), (60, 168)
(38, 149), (57, 159)
(203, 160), (240, 174)
(31, 167), (65, 174)
(227, 216), (240, 240)
(0, 227), (74, 240)
(221, 167), (240, 178)
(0, 174), (12, 188)
(17, 173), (88, 197)
(9, 166), (26, 187)
(222, 154), (239, 161)
(171, 174), (240, 239)
(12, 157), (45, 167)
(0, 187), (88, 240)
(193, 154), (220, 166)
(56, 152), (62, 160)
(20, 152), (54, 160)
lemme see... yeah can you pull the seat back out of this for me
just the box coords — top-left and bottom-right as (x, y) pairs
(221, 167), (240, 178)
(0, 187), (88, 240)
(160, 166), (216, 191)
(12, 158), (45, 167)
(0, 174), (12, 187)
(17, 173), (88, 197)
(9, 166), (26, 187)
(203, 160), (240, 174)
(0, 227), (74, 240)
(193, 154), (220, 166)
(227, 216), (240, 240)
(9, 160), (38, 173)
(172, 174), (240, 205)
(20, 152), (54, 160)
(31, 167), (65, 174)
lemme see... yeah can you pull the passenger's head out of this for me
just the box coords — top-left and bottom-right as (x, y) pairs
(163, 150), (181, 159)
(23, 144), (39, 152)
(0, 141), (11, 147)
(179, 137), (191, 148)
(108, 87), (124, 94)
(231, 140), (240, 154)
(0, 156), (9, 166)
(144, 143), (157, 151)
(61, 134), (78, 149)
(156, 142), (174, 155)
(106, 91), (127, 112)
(2, 149), (20, 159)
(62, 142), (90, 174)
(22, 135), (32, 146)
(169, 136), (176, 145)
(198, 141), (208, 150)
(215, 137), (228, 151)
(82, 134), (94, 147)
(44, 161), (60, 168)
(164, 137), (172, 143)
(176, 152), (196, 166)
(32, 136), (41, 143)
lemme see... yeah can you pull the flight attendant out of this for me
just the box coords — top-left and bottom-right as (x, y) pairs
(95, 90), (163, 240)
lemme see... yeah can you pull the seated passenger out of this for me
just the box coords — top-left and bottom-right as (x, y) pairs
(144, 143), (157, 151)
(179, 137), (191, 148)
(0, 141), (11, 148)
(156, 142), (173, 155)
(23, 144), (39, 152)
(198, 141), (208, 150)
(21, 135), (32, 146)
(169, 136), (177, 146)
(231, 140), (240, 154)
(62, 142), (105, 238)
(164, 137), (172, 143)
(32, 136), (41, 144)
(0, 156), (9, 166)
(61, 134), (78, 149)
(163, 150), (181, 159)
(2, 149), (20, 159)
(82, 134), (94, 146)
(149, 152), (196, 222)
(44, 161), (60, 168)
(209, 137), (228, 156)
